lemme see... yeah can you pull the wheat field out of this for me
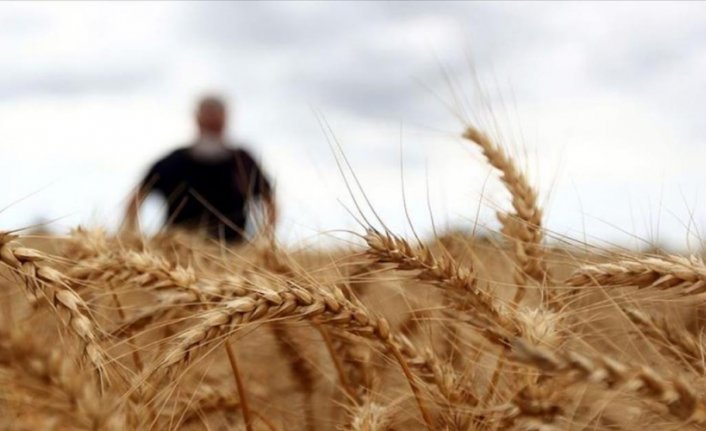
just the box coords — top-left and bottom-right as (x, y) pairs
(1, 125), (705, 431)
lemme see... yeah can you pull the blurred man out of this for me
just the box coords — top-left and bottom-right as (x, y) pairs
(125, 96), (276, 242)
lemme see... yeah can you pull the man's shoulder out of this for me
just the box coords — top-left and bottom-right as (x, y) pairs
(154, 146), (191, 165)
(228, 144), (259, 163)
(145, 147), (192, 180)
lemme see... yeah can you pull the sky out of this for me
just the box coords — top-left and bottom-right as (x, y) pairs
(1, 1), (706, 250)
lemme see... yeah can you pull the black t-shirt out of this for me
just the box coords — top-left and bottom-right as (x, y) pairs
(141, 147), (272, 241)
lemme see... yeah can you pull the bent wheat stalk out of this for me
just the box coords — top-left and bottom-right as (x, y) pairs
(463, 127), (550, 303)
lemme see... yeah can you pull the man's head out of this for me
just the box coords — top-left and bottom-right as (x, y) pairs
(196, 96), (227, 136)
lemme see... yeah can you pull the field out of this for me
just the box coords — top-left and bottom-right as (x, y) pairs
(2, 126), (705, 431)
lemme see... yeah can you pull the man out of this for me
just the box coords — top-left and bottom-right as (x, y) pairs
(125, 96), (276, 242)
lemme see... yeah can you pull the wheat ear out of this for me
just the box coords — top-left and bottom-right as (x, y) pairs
(502, 383), (564, 431)
(365, 228), (514, 332)
(108, 276), (247, 338)
(463, 127), (550, 303)
(142, 282), (435, 430)
(347, 398), (395, 431)
(567, 255), (706, 295)
(0, 232), (106, 375)
(509, 337), (706, 423)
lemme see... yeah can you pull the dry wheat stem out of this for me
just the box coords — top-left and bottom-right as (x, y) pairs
(225, 339), (253, 431)
(271, 322), (317, 431)
(318, 326), (358, 401)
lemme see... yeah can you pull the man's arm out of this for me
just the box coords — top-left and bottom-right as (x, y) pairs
(123, 186), (148, 232)
(263, 191), (278, 239)
(125, 157), (167, 232)
(236, 149), (277, 238)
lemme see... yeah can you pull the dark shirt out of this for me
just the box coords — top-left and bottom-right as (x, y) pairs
(141, 147), (272, 241)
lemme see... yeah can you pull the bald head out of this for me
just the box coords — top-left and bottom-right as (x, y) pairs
(196, 96), (227, 136)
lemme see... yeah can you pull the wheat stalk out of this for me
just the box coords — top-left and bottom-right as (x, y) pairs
(271, 322), (317, 431)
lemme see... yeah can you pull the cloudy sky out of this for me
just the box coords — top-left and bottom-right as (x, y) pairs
(1, 1), (705, 249)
